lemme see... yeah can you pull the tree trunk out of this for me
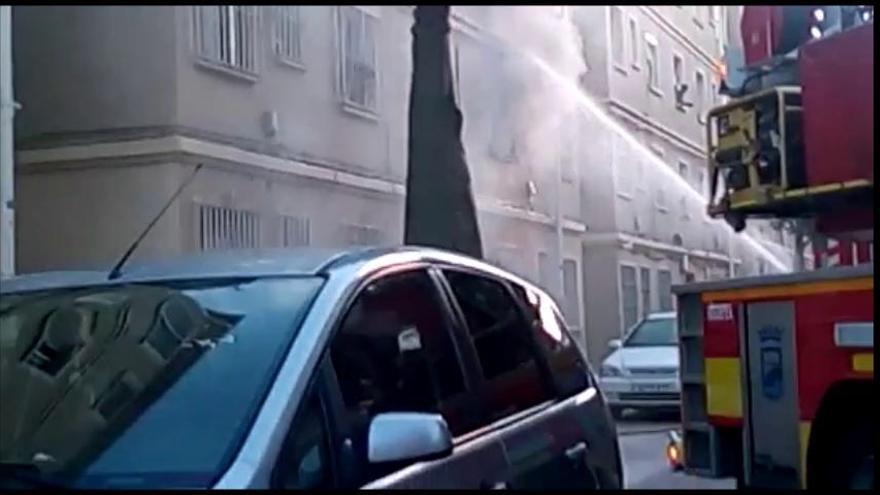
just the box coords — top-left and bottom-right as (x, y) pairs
(404, 5), (483, 259)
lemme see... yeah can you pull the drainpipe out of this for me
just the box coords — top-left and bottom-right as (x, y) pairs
(0, 5), (18, 279)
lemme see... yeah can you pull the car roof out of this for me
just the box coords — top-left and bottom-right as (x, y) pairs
(0, 246), (549, 298)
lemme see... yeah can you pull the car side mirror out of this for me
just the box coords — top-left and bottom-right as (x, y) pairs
(367, 412), (453, 464)
(608, 339), (622, 350)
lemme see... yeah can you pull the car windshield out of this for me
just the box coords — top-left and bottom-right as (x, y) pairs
(0, 276), (324, 489)
(624, 317), (677, 347)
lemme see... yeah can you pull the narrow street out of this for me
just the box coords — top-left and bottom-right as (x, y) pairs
(617, 416), (735, 489)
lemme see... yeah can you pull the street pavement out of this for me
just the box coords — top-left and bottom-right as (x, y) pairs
(616, 412), (736, 490)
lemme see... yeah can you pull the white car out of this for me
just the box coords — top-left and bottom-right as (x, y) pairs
(598, 312), (680, 417)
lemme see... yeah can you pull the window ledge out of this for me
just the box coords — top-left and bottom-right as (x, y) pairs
(616, 191), (634, 201)
(630, 63), (641, 72)
(341, 101), (380, 122)
(276, 55), (306, 72)
(656, 205), (670, 213)
(648, 86), (664, 98)
(613, 63), (628, 76)
(195, 58), (259, 83)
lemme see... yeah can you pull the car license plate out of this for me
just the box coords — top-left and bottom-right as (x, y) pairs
(632, 383), (672, 392)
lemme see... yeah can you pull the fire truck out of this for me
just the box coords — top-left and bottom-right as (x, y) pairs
(670, 6), (873, 490)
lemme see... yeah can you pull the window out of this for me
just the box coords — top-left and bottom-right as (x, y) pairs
(612, 134), (634, 198)
(198, 204), (261, 250)
(639, 267), (651, 319)
(678, 161), (689, 179)
(274, 6), (303, 66)
(672, 53), (686, 109)
(193, 6), (258, 74)
(610, 7), (625, 67)
(697, 169), (707, 198)
(562, 258), (580, 328)
(695, 70), (706, 121)
(620, 265), (638, 333)
(537, 251), (554, 291)
(694, 5), (710, 26)
(680, 195), (690, 220)
(628, 17), (640, 69)
(644, 33), (660, 92)
(673, 54), (683, 88)
(489, 55), (520, 163)
(274, 392), (333, 489)
(330, 270), (471, 436)
(655, 188), (668, 212)
(443, 270), (552, 422)
(281, 215), (310, 247)
(710, 5), (722, 26)
(510, 283), (591, 399)
(338, 6), (378, 112)
(343, 224), (383, 246)
(657, 269), (673, 311)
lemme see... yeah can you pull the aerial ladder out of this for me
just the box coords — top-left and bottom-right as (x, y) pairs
(671, 5), (873, 489)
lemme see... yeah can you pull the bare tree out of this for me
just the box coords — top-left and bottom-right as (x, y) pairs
(404, 5), (483, 259)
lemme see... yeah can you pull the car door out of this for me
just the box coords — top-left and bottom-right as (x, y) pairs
(508, 281), (624, 490)
(437, 267), (621, 490)
(319, 266), (509, 489)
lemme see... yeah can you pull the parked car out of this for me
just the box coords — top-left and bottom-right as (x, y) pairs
(0, 247), (623, 490)
(598, 312), (680, 418)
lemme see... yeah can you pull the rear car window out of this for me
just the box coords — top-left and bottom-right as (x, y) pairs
(510, 283), (591, 398)
(442, 270), (552, 423)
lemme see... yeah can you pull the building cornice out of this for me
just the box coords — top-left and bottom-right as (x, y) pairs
(606, 99), (707, 159)
(16, 134), (586, 234)
(582, 231), (741, 265)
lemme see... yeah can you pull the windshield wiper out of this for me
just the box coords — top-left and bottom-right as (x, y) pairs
(0, 463), (67, 489)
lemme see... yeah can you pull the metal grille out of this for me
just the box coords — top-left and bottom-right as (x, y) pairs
(619, 392), (680, 402)
(339, 6), (377, 111)
(198, 204), (261, 251)
(274, 6), (302, 64)
(628, 367), (677, 377)
(193, 6), (257, 74)
(281, 215), (310, 247)
(344, 224), (383, 246)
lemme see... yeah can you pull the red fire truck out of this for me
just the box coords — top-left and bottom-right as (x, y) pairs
(670, 6), (873, 490)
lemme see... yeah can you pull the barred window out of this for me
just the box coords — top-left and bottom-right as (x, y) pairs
(344, 224), (383, 246)
(198, 205), (261, 251)
(274, 6), (303, 65)
(281, 215), (310, 247)
(338, 6), (378, 112)
(193, 6), (258, 74)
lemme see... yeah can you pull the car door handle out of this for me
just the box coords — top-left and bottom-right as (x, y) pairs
(565, 441), (587, 462)
(480, 480), (507, 489)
